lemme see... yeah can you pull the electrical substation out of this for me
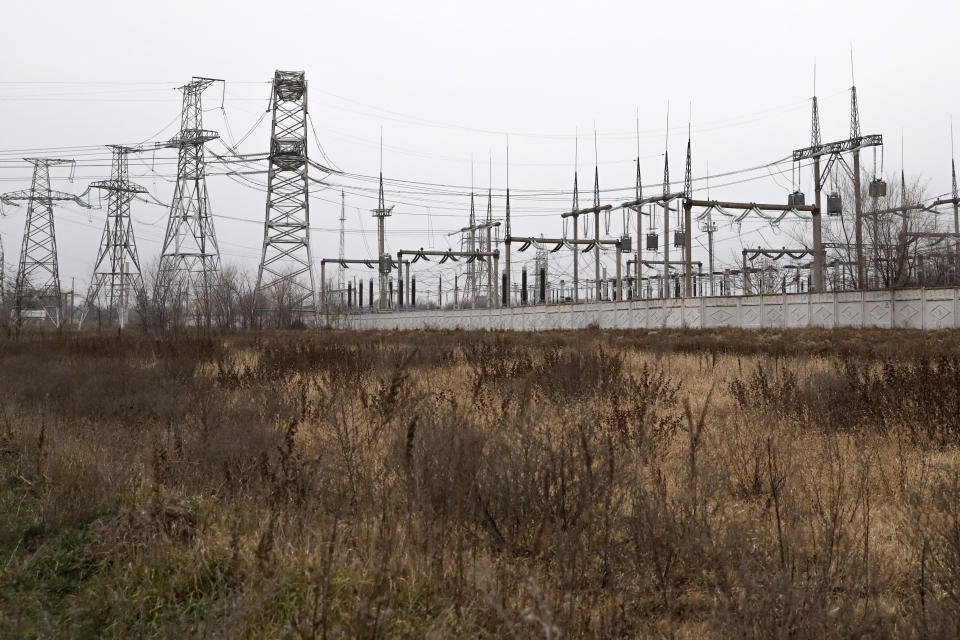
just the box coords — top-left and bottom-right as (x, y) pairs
(2, 63), (960, 332)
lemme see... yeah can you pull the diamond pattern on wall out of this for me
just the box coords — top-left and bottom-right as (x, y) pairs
(869, 304), (887, 321)
(711, 309), (732, 324)
(931, 305), (950, 321)
(899, 305), (918, 319)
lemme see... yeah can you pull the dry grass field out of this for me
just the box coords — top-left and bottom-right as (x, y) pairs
(2, 328), (960, 638)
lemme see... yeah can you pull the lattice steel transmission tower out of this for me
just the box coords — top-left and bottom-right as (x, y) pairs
(255, 70), (317, 323)
(158, 77), (221, 318)
(81, 146), (146, 328)
(1, 158), (87, 327)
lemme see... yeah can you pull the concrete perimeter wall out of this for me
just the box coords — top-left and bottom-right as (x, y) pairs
(341, 287), (960, 331)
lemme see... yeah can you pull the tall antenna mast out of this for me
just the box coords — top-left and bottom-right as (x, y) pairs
(663, 104), (671, 197)
(338, 189), (346, 295)
(467, 158), (476, 305)
(635, 110), (642, 201)
(573, 129), (579, 211)
(487, 153), (493, 224)
(684, 111), (693, 199)
(811, 59), (821, 147)
(486, 153), (493, 305)
(952, 118), (958, 202)
(849, 45), (861, 140)
(571, 131), (581, 302)
(371, 129), (394, 310)
(504, 135), (512, 305)
(634, 110), (643, 300)
(593, 124), (602, 301)
(662, 104), (671, 296)
(505, 137), (511, 236)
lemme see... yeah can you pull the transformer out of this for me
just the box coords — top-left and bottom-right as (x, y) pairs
(869, 179), (887, 198)
(788, 190), (806, 207)
(673, 230), (685, 248)
(646, 232), (659, 251)
(827, 193), (843, 216)
(619, 235), (632, 252)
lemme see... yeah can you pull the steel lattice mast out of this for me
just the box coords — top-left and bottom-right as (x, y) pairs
(1, 158), (87, 327)
(372, 158), (394, 310)
(158, 77), (221, 318)
(338, 189), (346, 296)
(255, 70), (317, 323)
(81, 145), (146, 328)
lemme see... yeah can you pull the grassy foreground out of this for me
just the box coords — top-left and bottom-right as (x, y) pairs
(2, 328), (960, 638)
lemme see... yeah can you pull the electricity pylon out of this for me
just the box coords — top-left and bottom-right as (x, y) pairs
(255, 70), (317, 325)
(81, 145), (146, 329)
(1, 158), (88, 327)
(158, 77), (221, 323)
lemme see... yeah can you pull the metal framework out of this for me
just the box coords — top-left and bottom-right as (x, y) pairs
(81, 145), (146, 328)
(741, 247), (814, 294)
(1, 158), (88, 327)
(158, 77), (221, 318)
(560, 202), (613, 300)
(371, 171), (394, 309)
(396, 248), (499, 309)
(932, 153), (960, 271)
(256, 70), (317, 323)
(319, 257), (378, 312)
(793, 83), (883, 291)
(449, 216), (500, 307)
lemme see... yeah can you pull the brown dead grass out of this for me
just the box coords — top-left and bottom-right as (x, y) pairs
(1, 328), (960, 638)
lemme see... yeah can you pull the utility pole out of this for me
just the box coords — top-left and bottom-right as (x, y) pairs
(591, 129), (602, 301)
(593, 163), (602, 301)
(682, 121), (694, 297)
(158, 77), (222, 324)
(699, 161), (717, 296)
(850, 64), (865, 288)
(371, 141), (394, 310)
(1, 158), (87, 328)
(339, 189), (346, 307)
(571, 149), (580, 302)
(810, 64), (826, 291)
(933, 125), (960, 283)
(256, 70), (318, 326)
(81, 145), (146, 329)
(662, 110), (671, 298)
(504, 139), (512, 306)
(467, 170), (476, 307)
(633, 160), (643, 298)
(486, 158), (495, 306)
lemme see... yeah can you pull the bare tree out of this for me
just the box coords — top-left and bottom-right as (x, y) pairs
(791, 168), (938, 289)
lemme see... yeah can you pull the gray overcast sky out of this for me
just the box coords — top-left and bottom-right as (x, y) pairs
(1, 0), (959, 292)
